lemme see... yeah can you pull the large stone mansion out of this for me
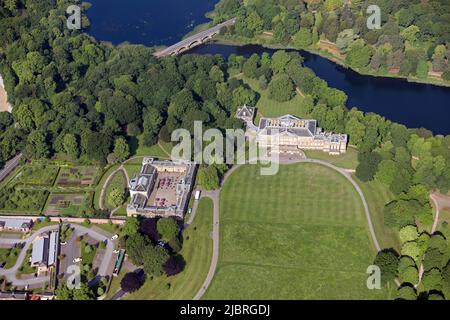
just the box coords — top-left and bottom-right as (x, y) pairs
(127, 158), (197, 219)
(236, 105), (348, 155)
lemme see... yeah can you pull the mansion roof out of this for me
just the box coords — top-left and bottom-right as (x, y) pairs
(257, 114), (347, 143)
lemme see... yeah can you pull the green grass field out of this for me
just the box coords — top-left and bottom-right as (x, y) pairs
(0, 247), (20, 268)
(203, 163), (395, 299)
(355, 177), (400, 251)
(233, 74), (308, 121)
(125, 198), (214, 299)
(304, 148), (359, 170)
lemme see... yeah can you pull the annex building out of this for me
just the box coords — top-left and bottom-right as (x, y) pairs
(236, 106), (348, 155)
(31, 231), (59, 275)
(127, 158), (197, 219)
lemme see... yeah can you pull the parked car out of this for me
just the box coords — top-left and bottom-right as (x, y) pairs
(60, 241), (67, 246)
(73, 258), (82, 263)
(111, 235), (119, 240)
(157, 240), (167, 247)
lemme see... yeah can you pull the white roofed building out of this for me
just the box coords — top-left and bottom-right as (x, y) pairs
(239, 113), (348, 155)
(0, 217), (33, 232)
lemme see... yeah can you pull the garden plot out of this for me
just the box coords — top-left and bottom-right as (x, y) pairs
(14, 165), (59, 186)
(44, 194), (86, 216)
(56, 167), (99, 187)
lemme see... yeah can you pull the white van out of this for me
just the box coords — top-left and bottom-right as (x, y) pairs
(194, 190), (201, 200)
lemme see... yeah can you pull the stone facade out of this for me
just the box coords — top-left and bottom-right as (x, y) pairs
(239, 113), (347, 155)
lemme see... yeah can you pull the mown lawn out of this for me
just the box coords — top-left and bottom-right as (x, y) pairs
(130, 136), (172, 159)
(304, 147), (359, 170)
(355, 177), (400, 251)
(125, 198), (214, 300)
(233, 73), (308, 121)
(203, 163), (395, 300)
(0, 247), (20, 268)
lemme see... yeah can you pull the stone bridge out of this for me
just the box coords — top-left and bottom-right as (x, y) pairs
(154, 18), (236, 58)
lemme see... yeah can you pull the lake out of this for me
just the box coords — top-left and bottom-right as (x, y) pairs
(86, 0), (218, 46)
(86, 0), (450, 135)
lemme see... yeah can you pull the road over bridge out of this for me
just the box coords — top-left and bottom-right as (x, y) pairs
(154, 18), (236, 58)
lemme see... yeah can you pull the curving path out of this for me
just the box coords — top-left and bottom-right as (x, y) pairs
(193, 156), (382, 300)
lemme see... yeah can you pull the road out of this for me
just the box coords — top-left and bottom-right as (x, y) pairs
(192, 156), (382, 300)
(0, 153), (22, 182)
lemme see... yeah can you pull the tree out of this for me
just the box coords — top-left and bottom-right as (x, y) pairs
(113, 137), (130, 163)
(122, 216), (140, 237)
(345, 116), (365, 146)
(232, 86), (257, 107)
(139, 218), (160, 242)
(422, 268), (442, 292)
(396, 285), (417, 300)
(157, 218), (179, 242)
(346, 43), (373, 69)
(399, 225), (419, 244)
(270, 51), (291, 74)
(198, 166), (220, 190)
(268, 74), (295, 102)
(163, 255), (185, 276)
(400, 25), (419, 44)
(63, 134), (79, 159)
(243, 54), (260, 79)
(401, 241), (421, 262)
(126, 233), (150, 266)
(373, 249), (399, 283)
(336, 29), (358, 53)
(142, 245), (169, 276)
(355, 152), (381, 182)
(423, 247), (444, 272)
(442, 262), (450, 298)
(293, 28), (312, 49)
(72, 283), (95, 300)
(121, 272), (143, 293)
(25, 130), (50, 159)
(56, 282), (94, 300)
(209, 65), (224, 83)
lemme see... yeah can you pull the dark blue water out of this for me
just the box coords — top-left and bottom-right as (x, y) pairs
(86, 0), (218, 46)
(86, 1), (450, 135)
(189, 44), (450, 135)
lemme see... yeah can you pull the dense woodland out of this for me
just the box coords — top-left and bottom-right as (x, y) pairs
(213, 0), (450, 81)
(1, 0), (450, 299)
